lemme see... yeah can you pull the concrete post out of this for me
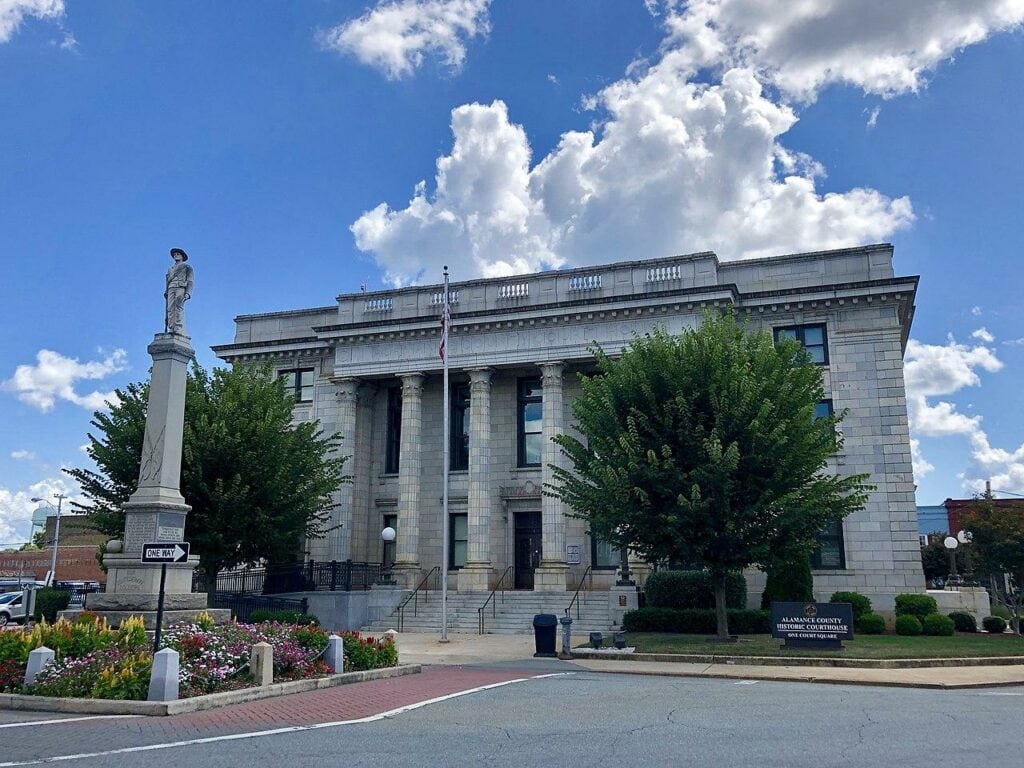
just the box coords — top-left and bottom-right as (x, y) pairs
(24, 646), (54, 686)
(326, 634), (345, 673)
(147, 647), (180, 702)
(251, 641), (273, 687)
(559, 613), (573, 659)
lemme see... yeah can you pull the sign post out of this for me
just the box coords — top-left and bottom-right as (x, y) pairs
(141, 542), (190, 652)
(771, 601), (854, 650)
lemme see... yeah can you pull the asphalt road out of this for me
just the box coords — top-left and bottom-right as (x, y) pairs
(2, 667), (1022, 767)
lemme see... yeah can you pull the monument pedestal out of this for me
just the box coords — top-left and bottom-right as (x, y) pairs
(533, 563), (569, 592)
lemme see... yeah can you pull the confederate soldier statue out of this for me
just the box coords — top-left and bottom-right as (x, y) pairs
(165, 247), (194, 335)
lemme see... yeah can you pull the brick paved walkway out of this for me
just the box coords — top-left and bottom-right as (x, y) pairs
(0, 666), (542, 765)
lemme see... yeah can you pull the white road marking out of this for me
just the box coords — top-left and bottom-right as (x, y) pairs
(733, 680), (759, 685)
(0, 672), (575, 766)
(0, 716), (141, 730)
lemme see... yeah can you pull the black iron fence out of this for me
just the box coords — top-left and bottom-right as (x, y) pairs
(193, 560), (385, 596)
(54, 581), (102, 605)
(209, 593), (308, 623)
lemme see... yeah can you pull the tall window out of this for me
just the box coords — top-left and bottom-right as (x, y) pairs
(591, 535), (622, 571)
(774, 324), (829, 364)
(382, 514), (397, 569)
(279, 368), (315, 403)
(518, 378), (543, 467)
(450, 383), (470, 471)
(449, 513), (468, 569)
(385, 386), (402, 474)
(810, 519), (845, 569)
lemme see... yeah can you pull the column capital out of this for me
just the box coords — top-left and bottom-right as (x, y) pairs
(468, 367), (493, 388)
(330, 376), (361, 403)
(399, 372), (425, 397)
(539, 361), (565, 386)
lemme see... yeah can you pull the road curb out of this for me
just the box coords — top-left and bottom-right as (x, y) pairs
(0, 664), (422, 716)
(571, 650), (1024, 669)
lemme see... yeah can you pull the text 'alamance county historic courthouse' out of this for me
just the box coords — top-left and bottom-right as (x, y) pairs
(213, 243), (923, 614)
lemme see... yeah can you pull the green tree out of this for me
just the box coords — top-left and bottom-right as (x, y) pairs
(963, 494), (1024, 634)
(547, 313), (871, 638)
(760, 549), (814, 608)
(66, 363), (349, 601)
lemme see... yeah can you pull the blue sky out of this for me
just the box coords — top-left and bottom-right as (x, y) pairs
(2, 1), (1023, 545)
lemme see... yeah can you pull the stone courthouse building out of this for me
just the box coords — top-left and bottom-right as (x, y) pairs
(213, 243), (925, 613)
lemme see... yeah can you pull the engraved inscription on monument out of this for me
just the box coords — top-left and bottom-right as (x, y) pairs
(124, 514), (157, 552)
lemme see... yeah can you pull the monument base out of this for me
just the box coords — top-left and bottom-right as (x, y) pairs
(533, 564), (569, 592)
(60, 607), (231, 630)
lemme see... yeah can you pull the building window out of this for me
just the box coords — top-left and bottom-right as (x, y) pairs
(382, 514), (397, 569)
(810, 519), (846, 569)
(591, 535), (622, 571)
(279, 368), (315, 403)
(518, 378), (543, 467)
(449, 513), (468, 569)
(774, 324), (829, 365)
(450, 383), (470, 471)
(385, 386), (402, 474)
(814, 399), (834, 420)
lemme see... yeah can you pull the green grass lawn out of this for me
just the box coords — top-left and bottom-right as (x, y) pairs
(583, 632), (1024, 659)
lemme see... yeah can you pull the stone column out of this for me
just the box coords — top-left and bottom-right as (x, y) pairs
(535, 361), (568, 592)
(393, 373), (424, 586)
(309, 377), (359, 563)
(459, 368), (493, 592)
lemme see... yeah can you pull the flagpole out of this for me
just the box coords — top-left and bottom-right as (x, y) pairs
(440, 265), (451, 643)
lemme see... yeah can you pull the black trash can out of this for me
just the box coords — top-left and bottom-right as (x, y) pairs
(533, 613), (558, 658)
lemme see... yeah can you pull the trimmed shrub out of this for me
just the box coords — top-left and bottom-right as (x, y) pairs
(894, 615), (922, 636)
(983, 616), (1007, 634)
(761, 552), (814, 608)
(621, 607), (770, 634)
(643, 571), (746, 610)
(248, 609), (319, 625)
(948, 611), (977, 633)
(830, 592), (872, 626)
(894, 594), (938, 621)
(33, 588), (71, 623)
(858, 613), (886, 635)
(922, 613), (955, 637)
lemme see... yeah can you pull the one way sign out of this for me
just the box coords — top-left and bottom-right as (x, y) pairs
(141, 542), (190, 564)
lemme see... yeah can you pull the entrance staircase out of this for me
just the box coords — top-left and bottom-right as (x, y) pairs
(363, 590), (614, 636)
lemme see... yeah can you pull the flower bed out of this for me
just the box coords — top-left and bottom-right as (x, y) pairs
(0, 613), (398, 701)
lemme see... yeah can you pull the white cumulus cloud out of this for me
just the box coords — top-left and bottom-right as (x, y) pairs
(971, 327), (995, 343)
(663, 0), (1024, 103)
(2, 348), (127, 413)
(9, 450), (35, 461)
(319, 0), (491, 80)
(0, 476), (80, 548)
(0, 0), (62, 43)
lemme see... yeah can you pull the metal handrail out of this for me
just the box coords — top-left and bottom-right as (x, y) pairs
(566, 565), (593, 620)
(477, 566), (515, 634)
(397, 566), (440, 632)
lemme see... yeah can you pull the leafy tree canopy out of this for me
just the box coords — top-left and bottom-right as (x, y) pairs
(66, 363), (349, 587)
(547, 312), (871, 636)
(963, 495), (1024, 631)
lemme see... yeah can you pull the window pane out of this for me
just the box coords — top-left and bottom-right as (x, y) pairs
(299, 381), (314, 402)
(452, 541), (467, 568)
(453, 514), (468, 538)
(593, 537), (621, 568)
(805, 344), (825, 364)
(280, 372), (297, 390)
(776, 329), (797, 341)
(802, 326), (824, 346)
(521, 380), (543, 399)
(524, 433), (543, 465)
(813, 401), (833, 420)
(523, 402), (542, 433)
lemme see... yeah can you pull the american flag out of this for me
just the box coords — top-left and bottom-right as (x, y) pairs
(439, 286), (450, 361)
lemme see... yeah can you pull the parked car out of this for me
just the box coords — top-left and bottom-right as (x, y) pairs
(0, 591), (28, 626)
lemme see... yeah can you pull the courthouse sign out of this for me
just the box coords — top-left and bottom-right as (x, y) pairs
(771, 602), (854, 650)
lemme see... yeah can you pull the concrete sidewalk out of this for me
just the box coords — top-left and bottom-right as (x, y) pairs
(389, 632), (1024, 688)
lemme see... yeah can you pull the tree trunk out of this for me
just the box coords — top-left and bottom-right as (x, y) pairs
(204, 566), (220, 608)
(712, 570), (730, 639)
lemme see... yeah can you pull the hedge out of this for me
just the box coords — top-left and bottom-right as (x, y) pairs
(983, 616), (1007, 634)
(858, 613), (886, 634)
(894, 594), (938, 621)
(894, 615), (922, 636)
(622, 607), (770, 634)
(922, 613), (955, 637)
(829, 592), (872, 625)
(33, 588), (71, 623)
(948, 611), (977, 633)
(643, 571), (747, 610)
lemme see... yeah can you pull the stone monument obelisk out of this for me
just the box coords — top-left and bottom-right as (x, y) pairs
(85, 248), (225, 627)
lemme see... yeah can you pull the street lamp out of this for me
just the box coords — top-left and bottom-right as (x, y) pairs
(381, 526), (396, 585)
(30, 493), (66, 586)
(615, 528), (634, 587)
(943, 535), (960, 590)
(957, 529), (974, 584)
